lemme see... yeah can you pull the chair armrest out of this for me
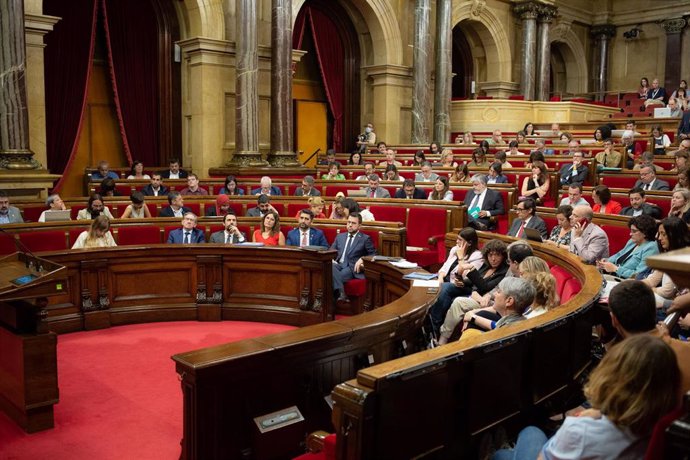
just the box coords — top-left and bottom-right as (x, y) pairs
(428, 233), (447, 264)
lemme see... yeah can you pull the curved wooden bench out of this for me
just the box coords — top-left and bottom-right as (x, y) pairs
(329, 233), (602, 460)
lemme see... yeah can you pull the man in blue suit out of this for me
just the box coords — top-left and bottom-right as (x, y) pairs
(286, 209), (329, 248)
(330, 213), (376, 302)
(167, 212), (205, 244)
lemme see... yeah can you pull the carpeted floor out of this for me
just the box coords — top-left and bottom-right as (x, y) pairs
(0, 321), (296, 460)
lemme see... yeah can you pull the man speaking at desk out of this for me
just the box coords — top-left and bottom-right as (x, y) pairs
(331, 213), (376, 302)
(286, 209), (328, 248)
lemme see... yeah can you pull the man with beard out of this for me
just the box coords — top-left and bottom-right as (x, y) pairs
(286, 209), (329, 248)
(76, 193), (114, 220)
(209, 211), (246, 244)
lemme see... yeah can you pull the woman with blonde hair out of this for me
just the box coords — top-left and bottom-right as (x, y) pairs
(668, 188), (690, 223)
(493, 334), (682, 459)
(439, 149), (458, 168)
(71, 215), (117, 249)
(522, 271), (559, 318)
(307, 196), (327, 219)
(518, 256), (550, 277)
(329, 194), (347, 220)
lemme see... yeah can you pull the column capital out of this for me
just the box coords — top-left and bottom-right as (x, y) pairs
(513, 2), (540, 20)
(661, 18), (687, 35)
(536, 4), (557, 23)
(590, 24), (616, 39)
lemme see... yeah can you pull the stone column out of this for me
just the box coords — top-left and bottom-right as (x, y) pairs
(590, 25), (616, 102)
(231, 0), (267, 167)
(0, 0), (40, 169)
(513, 2), (539, 101)
(433, 0), (452, 144)
(535, 5), (557, 101)
(661, 18), (687, 93)
(267, 0), (300, 167)
(412, 0), (431, 145)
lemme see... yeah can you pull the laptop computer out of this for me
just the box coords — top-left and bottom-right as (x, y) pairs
(43, 209), (72, 222)
(523, 227), (543, 243)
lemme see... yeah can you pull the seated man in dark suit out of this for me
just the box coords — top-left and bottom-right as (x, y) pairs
(246, 194), (275, 217)
(619, 187), (662, 219)
(463, 174), (505, 231)
(286, 209), (329, 248)
(141, 173), (169, 197)
(633, 165), (670, 191)
(159, 158), (188, 179)
(159, 191), (192, 218)
(507, 198), (548, 240)
(209, 211), (246, 244)
(330, 213), (376, 302)
(251, 176), (282, 196)
(294, 175), (321, 197)
(559, 151), (588, 186)
(394, 178), (426, 199)
(167, 212), (205, 244)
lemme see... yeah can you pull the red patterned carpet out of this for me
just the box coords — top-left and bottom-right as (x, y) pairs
(0, 321), (295, 459)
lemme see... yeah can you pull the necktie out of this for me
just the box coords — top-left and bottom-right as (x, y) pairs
(644, 183), (650, 191)
(370, 189), (375, 198)
(301, 232), (308, 247)
(571, 166), (576, 177)
(225, 233), (230, 244)
(184, 232), (191, 244)
(339, 234), (353, 264)
(517, 221), (526, 238)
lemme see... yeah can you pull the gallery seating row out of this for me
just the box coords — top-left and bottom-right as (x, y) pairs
(9, 196), (465, 268)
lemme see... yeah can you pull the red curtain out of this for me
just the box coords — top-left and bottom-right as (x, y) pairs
(294, 7), (345, 152)
(44, 0), (98, 191)
(101, 0), (159, 167)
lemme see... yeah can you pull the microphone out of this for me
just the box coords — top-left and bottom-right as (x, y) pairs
(0, 226), (44, 273)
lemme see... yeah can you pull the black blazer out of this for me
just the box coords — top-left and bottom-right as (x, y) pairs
(461, 262), (509, 296)
(559, 164), (588, 186)
(463, 188), (505, 215)
(619, 203), (662, 220)
(159, 205), (191, 218)
(141, 184), (169, 197)
(159, 169), (188, 179)
(394, 188), (426, 199)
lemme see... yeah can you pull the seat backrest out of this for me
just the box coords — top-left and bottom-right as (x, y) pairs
(599, 224), (629, 255)
(0, 233), (17, 255)
(21, 206), (45, 222)
(406, 208), (447, 247)
(560, 278), (582, 303)
(116, 225), (162, 245)
(68, 227), (88, 246)
(368, 206), (406, 225)
(529, 317), (573, 405)
(550, 265), (573, 299)
(360, 229), (380, 249)
(18, 230), (68, 252)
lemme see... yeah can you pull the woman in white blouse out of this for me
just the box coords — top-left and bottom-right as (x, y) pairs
(71, 215), (117, 249)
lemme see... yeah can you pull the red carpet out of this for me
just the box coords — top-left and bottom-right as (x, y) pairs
(0, 321), (296, 459)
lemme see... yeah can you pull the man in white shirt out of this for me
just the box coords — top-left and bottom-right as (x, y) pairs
(141, 173), (169, 196)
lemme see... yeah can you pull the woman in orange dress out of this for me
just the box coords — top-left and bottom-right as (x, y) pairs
(253, 210), (285, 246)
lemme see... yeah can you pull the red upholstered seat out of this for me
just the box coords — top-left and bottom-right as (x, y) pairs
(117, 225), (161, 245)
(360, 229), (379, 249)
(270, 203), (285, 216)
(344, 278), (366, 297)
(560, 278), (581, 303)
(19, 230), (68, 252)
(185, 202), (201, 215)
(287, 203), (311, 219)
(369, 206), (406, 224)
(145, 203), (157, 217)
(644, 196), (671, 215)
(319, 227), (337, 246)
(550, 265), (573, 300)
(292, 434), (336, 460)
(599, 224), (630, 256)
(598, 175), (637, 189)
(116, 184), (133, 196)
(0, 233), (17, 255)
(21, 206), (45, 222)
(406, 208), (447, 267)
(70, 205), (86, 220)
